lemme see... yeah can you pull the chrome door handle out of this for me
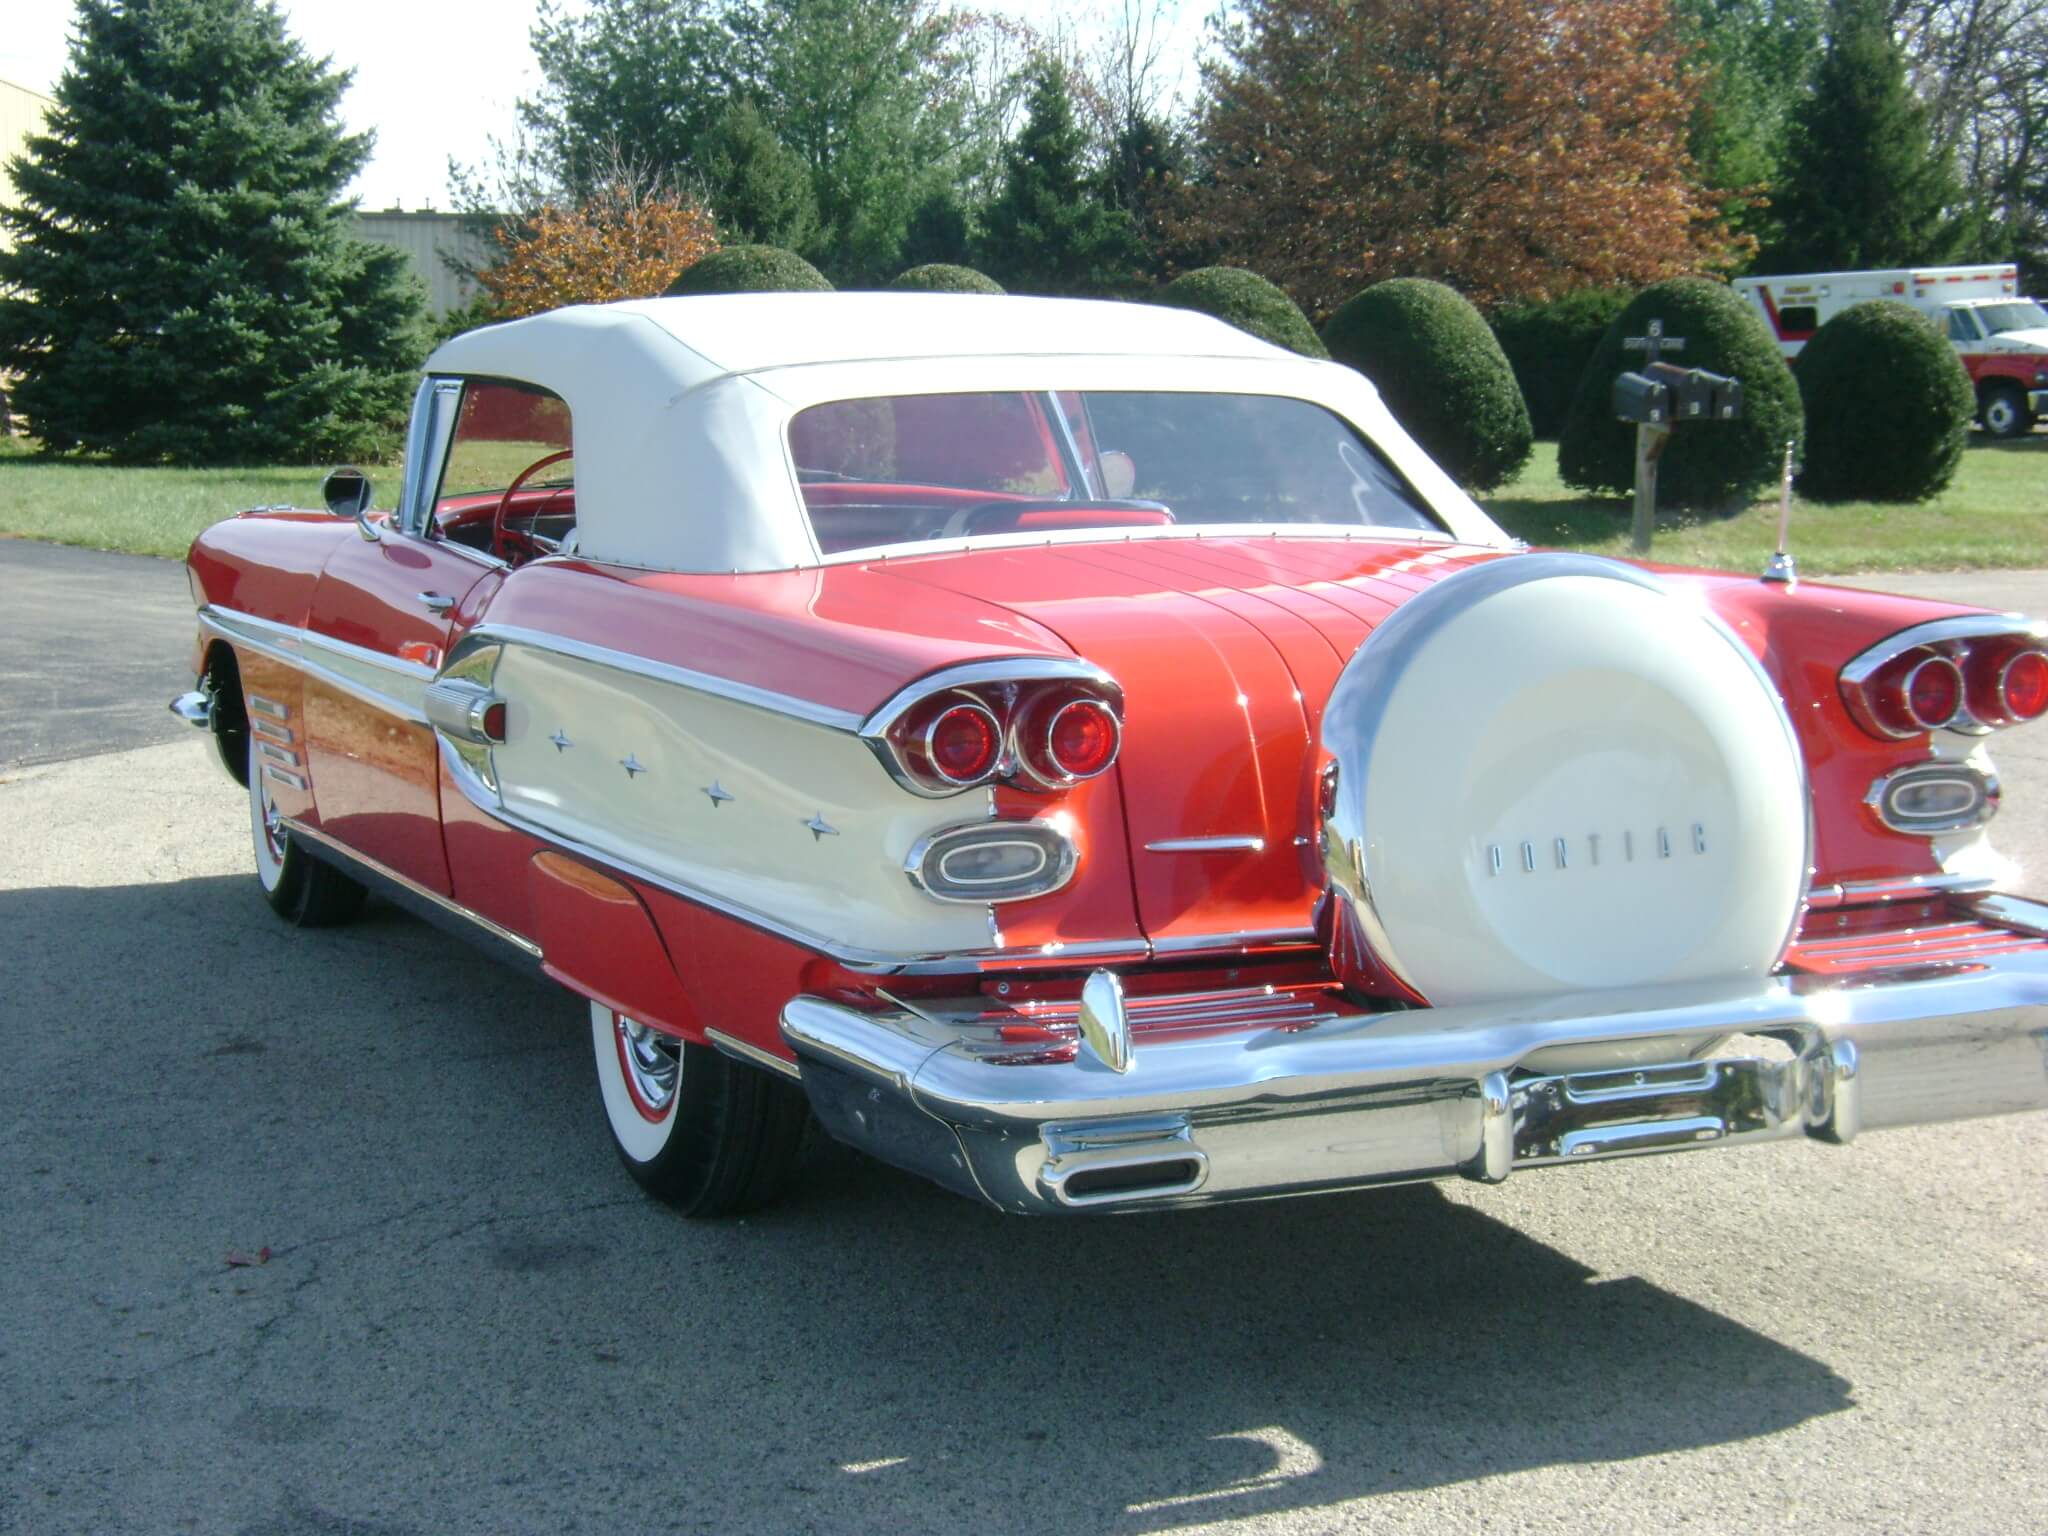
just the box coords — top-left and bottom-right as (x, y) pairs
(417, 591), (455, 614)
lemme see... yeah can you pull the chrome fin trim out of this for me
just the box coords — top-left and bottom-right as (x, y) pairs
(467, 623), (863, 732)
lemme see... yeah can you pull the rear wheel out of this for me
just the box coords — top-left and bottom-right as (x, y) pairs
(249, 763), (366, 926)
(589, 1001), (808, 1216)
(1980, 383), (2032, 440)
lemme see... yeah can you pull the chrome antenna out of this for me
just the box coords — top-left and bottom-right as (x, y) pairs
(1762, 438), (1798, 585)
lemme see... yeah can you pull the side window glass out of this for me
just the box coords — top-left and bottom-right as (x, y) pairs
(432, 381), (575, 561)
(1947, 309), (1979, 343)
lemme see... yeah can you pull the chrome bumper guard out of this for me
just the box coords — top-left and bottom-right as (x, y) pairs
(168, 690), (214, 729)
(2029, 387), (2048, 416)
(780, 919), (2048, 1213)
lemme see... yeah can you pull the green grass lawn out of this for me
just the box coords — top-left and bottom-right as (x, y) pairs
(0, 437), (405, 558)
(1479, 435), (2047, 574)
(1, 430), (2042, 572)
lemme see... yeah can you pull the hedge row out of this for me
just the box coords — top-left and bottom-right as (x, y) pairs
(662, 247), (1970, 505)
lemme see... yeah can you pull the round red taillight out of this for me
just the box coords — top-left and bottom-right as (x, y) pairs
(925, 702), (1001, 784)
(1046, 698), (1120, 780)
(1903, 655), (1963, 730)
(2001, 649), (2048, 722)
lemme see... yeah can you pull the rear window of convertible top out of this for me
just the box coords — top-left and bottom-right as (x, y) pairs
(787, 390), (1444, 555)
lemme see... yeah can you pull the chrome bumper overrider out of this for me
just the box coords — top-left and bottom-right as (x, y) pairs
(780, 928), (2048, 1213)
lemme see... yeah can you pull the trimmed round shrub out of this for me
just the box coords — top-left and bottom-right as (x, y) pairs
(1156, 267), (1327, 358)
(887, 263), (1005, 294)
(1795, 300), (1972, 502)
(664, 245), (832, 296)
(1490, 288), (1631, 439)
(1322, 278), (1532, 490)
(1559, 278), (1801, 509)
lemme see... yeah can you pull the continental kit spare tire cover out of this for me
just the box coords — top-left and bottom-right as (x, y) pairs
(1319, 553), (1807, 1007)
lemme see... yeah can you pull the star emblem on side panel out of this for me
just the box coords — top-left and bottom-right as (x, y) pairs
(550, 730), (572, 752)
(620, 754), (646, 778)
(703, 780), (734, 807)
(803, 813), (839, 841)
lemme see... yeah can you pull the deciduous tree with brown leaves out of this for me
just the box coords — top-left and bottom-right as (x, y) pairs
(1177, 0), (1739, 321)
(478, 176), (721, 319)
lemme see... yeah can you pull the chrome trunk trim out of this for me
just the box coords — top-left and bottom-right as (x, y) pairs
(1805, 871), (1998, 909)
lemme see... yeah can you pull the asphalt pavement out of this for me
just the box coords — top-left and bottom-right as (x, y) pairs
(3, 545), (2046, 1535)
(0, 539), (198, 769)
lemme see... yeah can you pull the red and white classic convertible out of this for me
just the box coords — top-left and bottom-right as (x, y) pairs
(172, 294), (2048, 1215)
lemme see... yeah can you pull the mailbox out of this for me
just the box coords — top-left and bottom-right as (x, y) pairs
(1646, 362), (1715, 419)
(1709, 373), (1743, 420)
(1612, 371), (1670, 424)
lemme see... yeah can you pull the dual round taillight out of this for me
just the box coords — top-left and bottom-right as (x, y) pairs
(882, 681), (1123, 794)
(1988, 647), (2048, 725)
(925, 702), (1001, 784)
(1025, 695), (1121, 785)
(1860, 645), (2047, 736)
(1901, 655), (1963, 731)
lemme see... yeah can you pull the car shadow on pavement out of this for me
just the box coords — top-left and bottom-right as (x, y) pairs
(2, 875), (1853, 1535)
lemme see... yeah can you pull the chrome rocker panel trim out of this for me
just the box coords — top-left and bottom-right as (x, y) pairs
(781, 912), (2048, 1213)
(284, 818), (544, 966)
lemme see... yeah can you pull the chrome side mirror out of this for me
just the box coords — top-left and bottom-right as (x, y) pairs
(322, 466), (379, 542)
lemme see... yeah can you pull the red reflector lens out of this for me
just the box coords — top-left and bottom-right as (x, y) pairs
(2002, 649), (2048, 721)
(1047, 699), (1119, 779)
(481, 702), (507, 742)
(1904, 656), (1962, 729)
(927, 703), (1000, 783)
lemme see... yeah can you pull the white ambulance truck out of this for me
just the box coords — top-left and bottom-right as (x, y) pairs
(1731, 265), (2048, 438)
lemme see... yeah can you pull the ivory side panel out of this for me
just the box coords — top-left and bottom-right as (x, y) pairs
(489, 645), (996, 955)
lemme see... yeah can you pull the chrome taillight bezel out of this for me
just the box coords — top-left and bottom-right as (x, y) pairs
(1839, 616), (2048, 741)
(904, 820), (1079, 903)
(861, 659), (1124, 798)
(1864, 762), (1999, 834)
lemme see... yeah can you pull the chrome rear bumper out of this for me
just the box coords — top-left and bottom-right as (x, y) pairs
(780, 921), (2048, 1213)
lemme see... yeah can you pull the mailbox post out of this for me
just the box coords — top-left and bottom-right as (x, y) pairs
(1614, 321), (1744, 554)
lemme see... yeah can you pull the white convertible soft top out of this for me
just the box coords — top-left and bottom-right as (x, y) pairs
(423, 294), (1506, 572)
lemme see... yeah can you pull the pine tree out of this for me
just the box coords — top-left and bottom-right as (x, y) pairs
(0, 0), (426, 462)
(976, 60), (1145, 297)
(1764, 0), (1968, 271)
(699, 102), (820, 256)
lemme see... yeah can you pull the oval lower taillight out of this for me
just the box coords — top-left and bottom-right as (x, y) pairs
(1046, 698), (1120, 780)
(926, 702), (1001, 784)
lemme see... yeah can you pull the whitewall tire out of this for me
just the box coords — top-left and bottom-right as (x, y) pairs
(588, 1001), (809, 1217)
(248, 766), (365, 927)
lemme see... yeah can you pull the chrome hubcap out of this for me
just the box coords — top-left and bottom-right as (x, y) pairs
(616, 1015), (680, 1113)
(259, 787), (287, 864)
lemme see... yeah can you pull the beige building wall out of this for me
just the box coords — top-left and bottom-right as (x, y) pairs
(1, 76), (57, 254)
(351, 210), (494, 318)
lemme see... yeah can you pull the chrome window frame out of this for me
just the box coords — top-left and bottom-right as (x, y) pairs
(400, 377), (467, 538)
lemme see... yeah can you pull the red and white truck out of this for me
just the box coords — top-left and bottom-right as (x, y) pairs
(1732, 265), (2048, 438)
